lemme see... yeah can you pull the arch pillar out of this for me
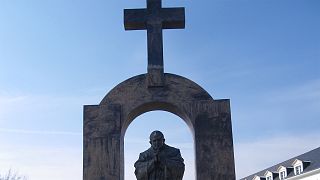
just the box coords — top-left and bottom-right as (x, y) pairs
(83, 73), (235, 180)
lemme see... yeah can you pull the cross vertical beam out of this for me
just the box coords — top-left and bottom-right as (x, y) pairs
(124, 0), (185, 87)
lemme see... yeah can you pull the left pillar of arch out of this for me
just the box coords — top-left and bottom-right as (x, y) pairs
(83, 104), (122, 180)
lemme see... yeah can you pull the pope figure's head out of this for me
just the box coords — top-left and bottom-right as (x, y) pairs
(149, 130), (165, 151)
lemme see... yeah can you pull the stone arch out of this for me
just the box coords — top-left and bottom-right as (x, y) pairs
(83, 73), (235, 180)
(100, 73), (211, 136)
(123, 102), (194, 136)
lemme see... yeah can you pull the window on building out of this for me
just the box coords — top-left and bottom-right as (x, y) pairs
(279, 171), (286, 180)
(266, 176), (272, 180)
(295, 165), (302, 175)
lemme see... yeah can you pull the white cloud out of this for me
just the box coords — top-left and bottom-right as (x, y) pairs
(0, 92), (102, 115)
(0, 93), (101, 130)
(264, 79), (320, 103)
(0, 144), (82, 180)
(0, 95), (28, 117)
(0, 93), (86, 180)
(0, 128), (81, 136)
(234, 133), (320, 179)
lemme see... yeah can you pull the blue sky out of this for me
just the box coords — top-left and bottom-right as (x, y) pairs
(0, 0), (319, 179)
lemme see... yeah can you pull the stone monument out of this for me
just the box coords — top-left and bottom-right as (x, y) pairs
(83, 0), (236, 179)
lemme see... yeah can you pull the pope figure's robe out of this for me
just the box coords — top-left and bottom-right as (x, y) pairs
(134, 144), (185, 180)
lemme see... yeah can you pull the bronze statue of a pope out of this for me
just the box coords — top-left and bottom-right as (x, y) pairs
(134, 130), (185, 180)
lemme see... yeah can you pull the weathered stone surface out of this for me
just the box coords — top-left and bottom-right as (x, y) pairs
(83, 105), (121, 180)
(83, 73), (236, 180)
(147, 68), (165, 87)
(124, 0), (185, 87)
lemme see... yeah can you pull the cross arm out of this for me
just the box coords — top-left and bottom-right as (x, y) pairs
(161, 8), (185, 29)
(124, 9), (147, 30)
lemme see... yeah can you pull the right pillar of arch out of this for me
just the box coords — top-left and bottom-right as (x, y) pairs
(193, 99), (235, 179)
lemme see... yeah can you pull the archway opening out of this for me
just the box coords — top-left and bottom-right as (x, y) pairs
(124, 110), (195, 180)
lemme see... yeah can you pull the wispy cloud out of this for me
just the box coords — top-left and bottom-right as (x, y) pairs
(0, 93), (98, 129)
(0, 145), (82, 180)
(264, 79), (320, 103)
(0, 128), (81, 136)
(0, 95), (28, 116)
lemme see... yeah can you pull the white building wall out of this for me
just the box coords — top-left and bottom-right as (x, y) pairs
(286, 168), (320, 180)
(301, 173), (320, 180)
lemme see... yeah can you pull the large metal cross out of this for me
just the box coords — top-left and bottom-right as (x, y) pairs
(124, 0), (185, 77)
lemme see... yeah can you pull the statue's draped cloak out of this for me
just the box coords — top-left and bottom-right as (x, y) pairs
(134, 144), (185, 180)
